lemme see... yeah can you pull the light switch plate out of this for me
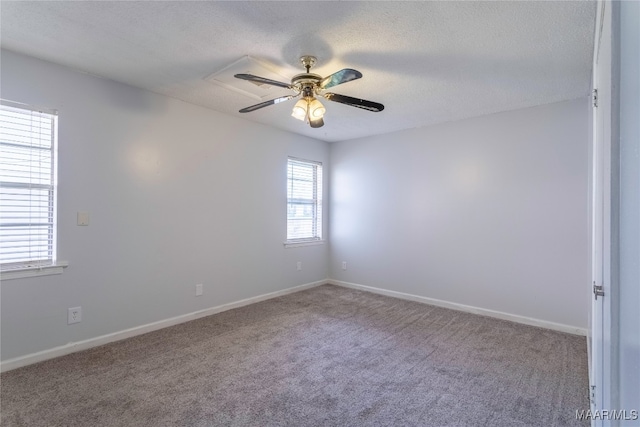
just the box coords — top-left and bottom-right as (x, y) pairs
(77, 211), (90, 226)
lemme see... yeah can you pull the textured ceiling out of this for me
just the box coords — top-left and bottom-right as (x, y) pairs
(1, 1), (596, 142)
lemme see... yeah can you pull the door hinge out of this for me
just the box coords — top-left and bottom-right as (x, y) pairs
(591, 384), (596, 404)
(592, 89), (598, 108)
(593, 282), (605, 299)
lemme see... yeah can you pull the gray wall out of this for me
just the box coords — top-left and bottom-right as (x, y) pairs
(0, 50), (330, 361)
(329, 99), (591, 329)
(1, 49), (594, 364)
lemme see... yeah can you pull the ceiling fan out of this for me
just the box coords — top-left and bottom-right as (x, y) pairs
(234, 56), (384, 128)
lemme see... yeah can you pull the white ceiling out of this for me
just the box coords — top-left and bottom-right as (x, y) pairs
(1, 1), (596, 142)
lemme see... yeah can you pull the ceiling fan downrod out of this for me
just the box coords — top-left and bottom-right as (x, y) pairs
(300, 55), (317, 73)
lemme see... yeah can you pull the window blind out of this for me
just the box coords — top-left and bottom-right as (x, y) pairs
(0, 102), (57, 270)
(287, 157), (322, 242)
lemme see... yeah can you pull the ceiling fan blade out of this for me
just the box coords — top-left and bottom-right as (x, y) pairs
(309, 117), (324, 128)
(238, 95), (296, 113)
(320, 69), (362, 89)
(234, 73), (293, 90)
(323, 93), (384, 112)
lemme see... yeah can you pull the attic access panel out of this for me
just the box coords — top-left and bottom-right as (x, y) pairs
(204, 56), (291, 101)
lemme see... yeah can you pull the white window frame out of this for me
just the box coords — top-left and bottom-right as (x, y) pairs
(0, 99), (66, 280)
(285, 157), (324, 247)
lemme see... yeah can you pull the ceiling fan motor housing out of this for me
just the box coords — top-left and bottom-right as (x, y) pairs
(291, 73), (322, 97)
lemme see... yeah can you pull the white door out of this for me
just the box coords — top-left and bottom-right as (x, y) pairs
(590, 0), (613, 422)
(591, 52), (604, 417)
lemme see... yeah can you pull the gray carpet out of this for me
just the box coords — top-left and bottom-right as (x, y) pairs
(1, 284), (589, 427)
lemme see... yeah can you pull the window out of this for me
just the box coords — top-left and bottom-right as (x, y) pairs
(286, 157), (323, 244)
(0, 101), (58, 272)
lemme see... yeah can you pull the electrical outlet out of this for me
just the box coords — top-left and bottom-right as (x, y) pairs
(296, 261), (302, 271)
(195, 283), (203, 296)
(342, 261), (347, 270)
(68, 307), (82, 324)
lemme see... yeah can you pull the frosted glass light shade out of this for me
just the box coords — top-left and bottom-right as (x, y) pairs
(291, 99), (308, 121)
(308, 98), (326, 119)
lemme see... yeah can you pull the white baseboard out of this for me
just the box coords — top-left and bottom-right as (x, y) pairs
(330, 280), (588, 336)
(1, 278), (586, 372)
(0, 279), (328, 373)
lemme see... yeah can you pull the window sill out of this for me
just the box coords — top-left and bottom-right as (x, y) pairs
(284, 240), (325, 248)
(1, 261), (69, 281)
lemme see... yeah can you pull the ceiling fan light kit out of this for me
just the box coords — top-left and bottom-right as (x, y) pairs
(235, 55), (384, 128)
(291, 97), (326, 123)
